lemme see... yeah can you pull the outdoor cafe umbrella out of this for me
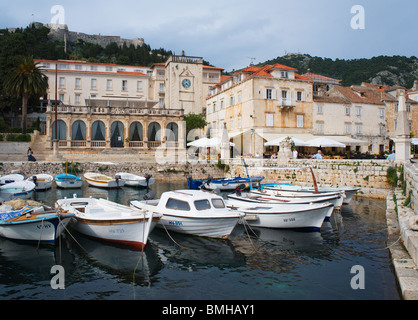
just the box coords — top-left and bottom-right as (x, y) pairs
(187, 137), (235, 148)
(306, 137), (346, 148)
(264, 136), (308, 147)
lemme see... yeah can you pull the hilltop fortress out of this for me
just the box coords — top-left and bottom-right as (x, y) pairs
(28, 22), (144, 48)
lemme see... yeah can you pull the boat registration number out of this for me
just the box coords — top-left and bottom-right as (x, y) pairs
(283, 218), (296, 223)
(168, 221), (183, 226)
(109, 228), (125, 234)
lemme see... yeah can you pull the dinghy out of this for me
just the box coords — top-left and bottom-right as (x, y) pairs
(84, 172), (126, 189)
(0, 200), (73, 245)
(0, 181), (36, 200)
(56, 196), (159, 249)
(55, 173), (83, 189)
(131, 189), (245, 239)
(187, 175), (264, 191)
(0, 174), (24, 186)
(115, 172), (155, 188)
(27, 174), (54, 191)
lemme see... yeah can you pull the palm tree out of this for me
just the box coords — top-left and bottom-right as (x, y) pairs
(3, 56), (48, 134)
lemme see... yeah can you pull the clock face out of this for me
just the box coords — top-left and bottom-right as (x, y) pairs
(182, 78), (191, 89)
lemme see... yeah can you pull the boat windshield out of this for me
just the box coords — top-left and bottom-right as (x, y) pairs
(194, 199), (211, 211)
(211, 198), (225, 209)
(166, 198), (191, 211)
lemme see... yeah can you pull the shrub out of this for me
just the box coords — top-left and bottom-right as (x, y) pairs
(6, 134), (31, 142)
(386, 167), (398, 187)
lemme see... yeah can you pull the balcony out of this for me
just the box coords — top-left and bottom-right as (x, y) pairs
(277, 98), (296, 109)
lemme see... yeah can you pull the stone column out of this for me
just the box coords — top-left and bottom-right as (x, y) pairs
(394, 90), (411, 161)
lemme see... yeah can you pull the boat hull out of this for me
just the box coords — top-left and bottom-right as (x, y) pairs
(203, 176), (265, 191)
(157, 214), (242, 239)
(84, 173), (126, 189)
(237, 203), (333, 230)
(27, 175), (54, 191)
(55, 174), (83, 189)
(0, 214), (72, 245)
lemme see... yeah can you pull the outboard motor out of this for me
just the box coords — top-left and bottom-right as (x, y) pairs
(145, 174), (152, 190)
(143, 190), (156, 201)
(32, 175), (38, 186)
(200, 176), (213, 190)
(235, 184), (246, 197)
(115, 174), (121, 186)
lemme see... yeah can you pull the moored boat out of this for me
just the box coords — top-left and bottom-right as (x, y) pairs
(54, 173), (83, 189)
(130, 189), (245, 239)
(0, 200), (73, 245)
(84, 172), (126, 189)
(0, 174), (24, 186)
(27, 174), (54, 191)
(226, 201), (333, 230)
(115, 172), (155, 188)
(0, 180), (36, 200)
(56, 196), (159, 249)
(187, 175), (265, 191)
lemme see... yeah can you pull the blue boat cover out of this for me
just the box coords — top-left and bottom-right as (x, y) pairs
(0, 206), (32, 221)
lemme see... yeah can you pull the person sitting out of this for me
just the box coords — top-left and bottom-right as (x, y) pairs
(312, 150), (323, 159)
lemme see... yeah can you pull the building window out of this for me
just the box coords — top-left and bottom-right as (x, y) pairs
(317, 105), (323, 114)
(345, 106), (351, 116)
(59, 94), (64, 102)
(407, 104), (411, 113)
(159, 98), (165, 108)
(356, 124), (362, 134)
(91, 79), (97, 90)
(379, 124), (385, 136)
(317, 122), (324, 133)
(122, 80), (128, 91)
(356, 106), (361, 116)
(265, 89), (273, 100)
(212, 102), (216, 113)
(379, 108), (385, 118)
(75, 78), (81, 89)
(90, 65), (98, 71)
(221, 100), (224, 109)
(345, 124), (351, 134)
(230, 117), (233, 130)
(238, 116), (242, 129)
(137, 81), (143, 91)
(229, 96), (234, 106)
(237, 92), (242, 103)
(296, 91), (304, 101)
(296, 115), (304, 128)
(159, 83), (164, 93)
(106, 79), (113, 91)
(281, 71), (288, 78)
(266, 114), (273, 127)
(75, 65), (82, 71)
(106, 66), (113, 72)
(75, 94), (81, 105)
(59, 77), (65, 89)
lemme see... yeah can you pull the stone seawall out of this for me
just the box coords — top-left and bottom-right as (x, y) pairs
(227, 158), (393, 198)
(404, 162), (418, 215)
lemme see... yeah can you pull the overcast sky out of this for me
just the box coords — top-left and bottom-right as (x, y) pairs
(0, 0), (416, 71)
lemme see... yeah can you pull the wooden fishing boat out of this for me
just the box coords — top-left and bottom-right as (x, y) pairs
(115, 172), (155, 188)
(84, 172), (126, 189)
(56, 196), (159, 249)
(55, 173), (83, 189)
(0, 174), (24, 186)
(130, 189), (245, 239)
(27, 174), (54, 191)
(0, 180), (36, 200)
(0, 200), (73, 245)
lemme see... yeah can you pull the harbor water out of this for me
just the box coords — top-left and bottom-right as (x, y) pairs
(0, 181), (400, 300)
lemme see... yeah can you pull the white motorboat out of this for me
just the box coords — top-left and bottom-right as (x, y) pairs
(56, 196), (160, 249)
(226, 201), (333, 230)
(227, 192), (341, 219)
(262, 184), (359, 204)
(84, 172), (126, 189)
(55, 173), (83, 189)
(115, 172), (155, 188)
(0, 200), (73, 245)
(130, 189), (245, 239)
(27, 174), (54, 191)
(0, 180), (36, 200)
(0, 174), (24, 186)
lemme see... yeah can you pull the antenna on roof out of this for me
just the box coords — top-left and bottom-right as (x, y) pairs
(247, 57), (256, 66)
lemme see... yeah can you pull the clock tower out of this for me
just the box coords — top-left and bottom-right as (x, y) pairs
(165, 53), (204, 115)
